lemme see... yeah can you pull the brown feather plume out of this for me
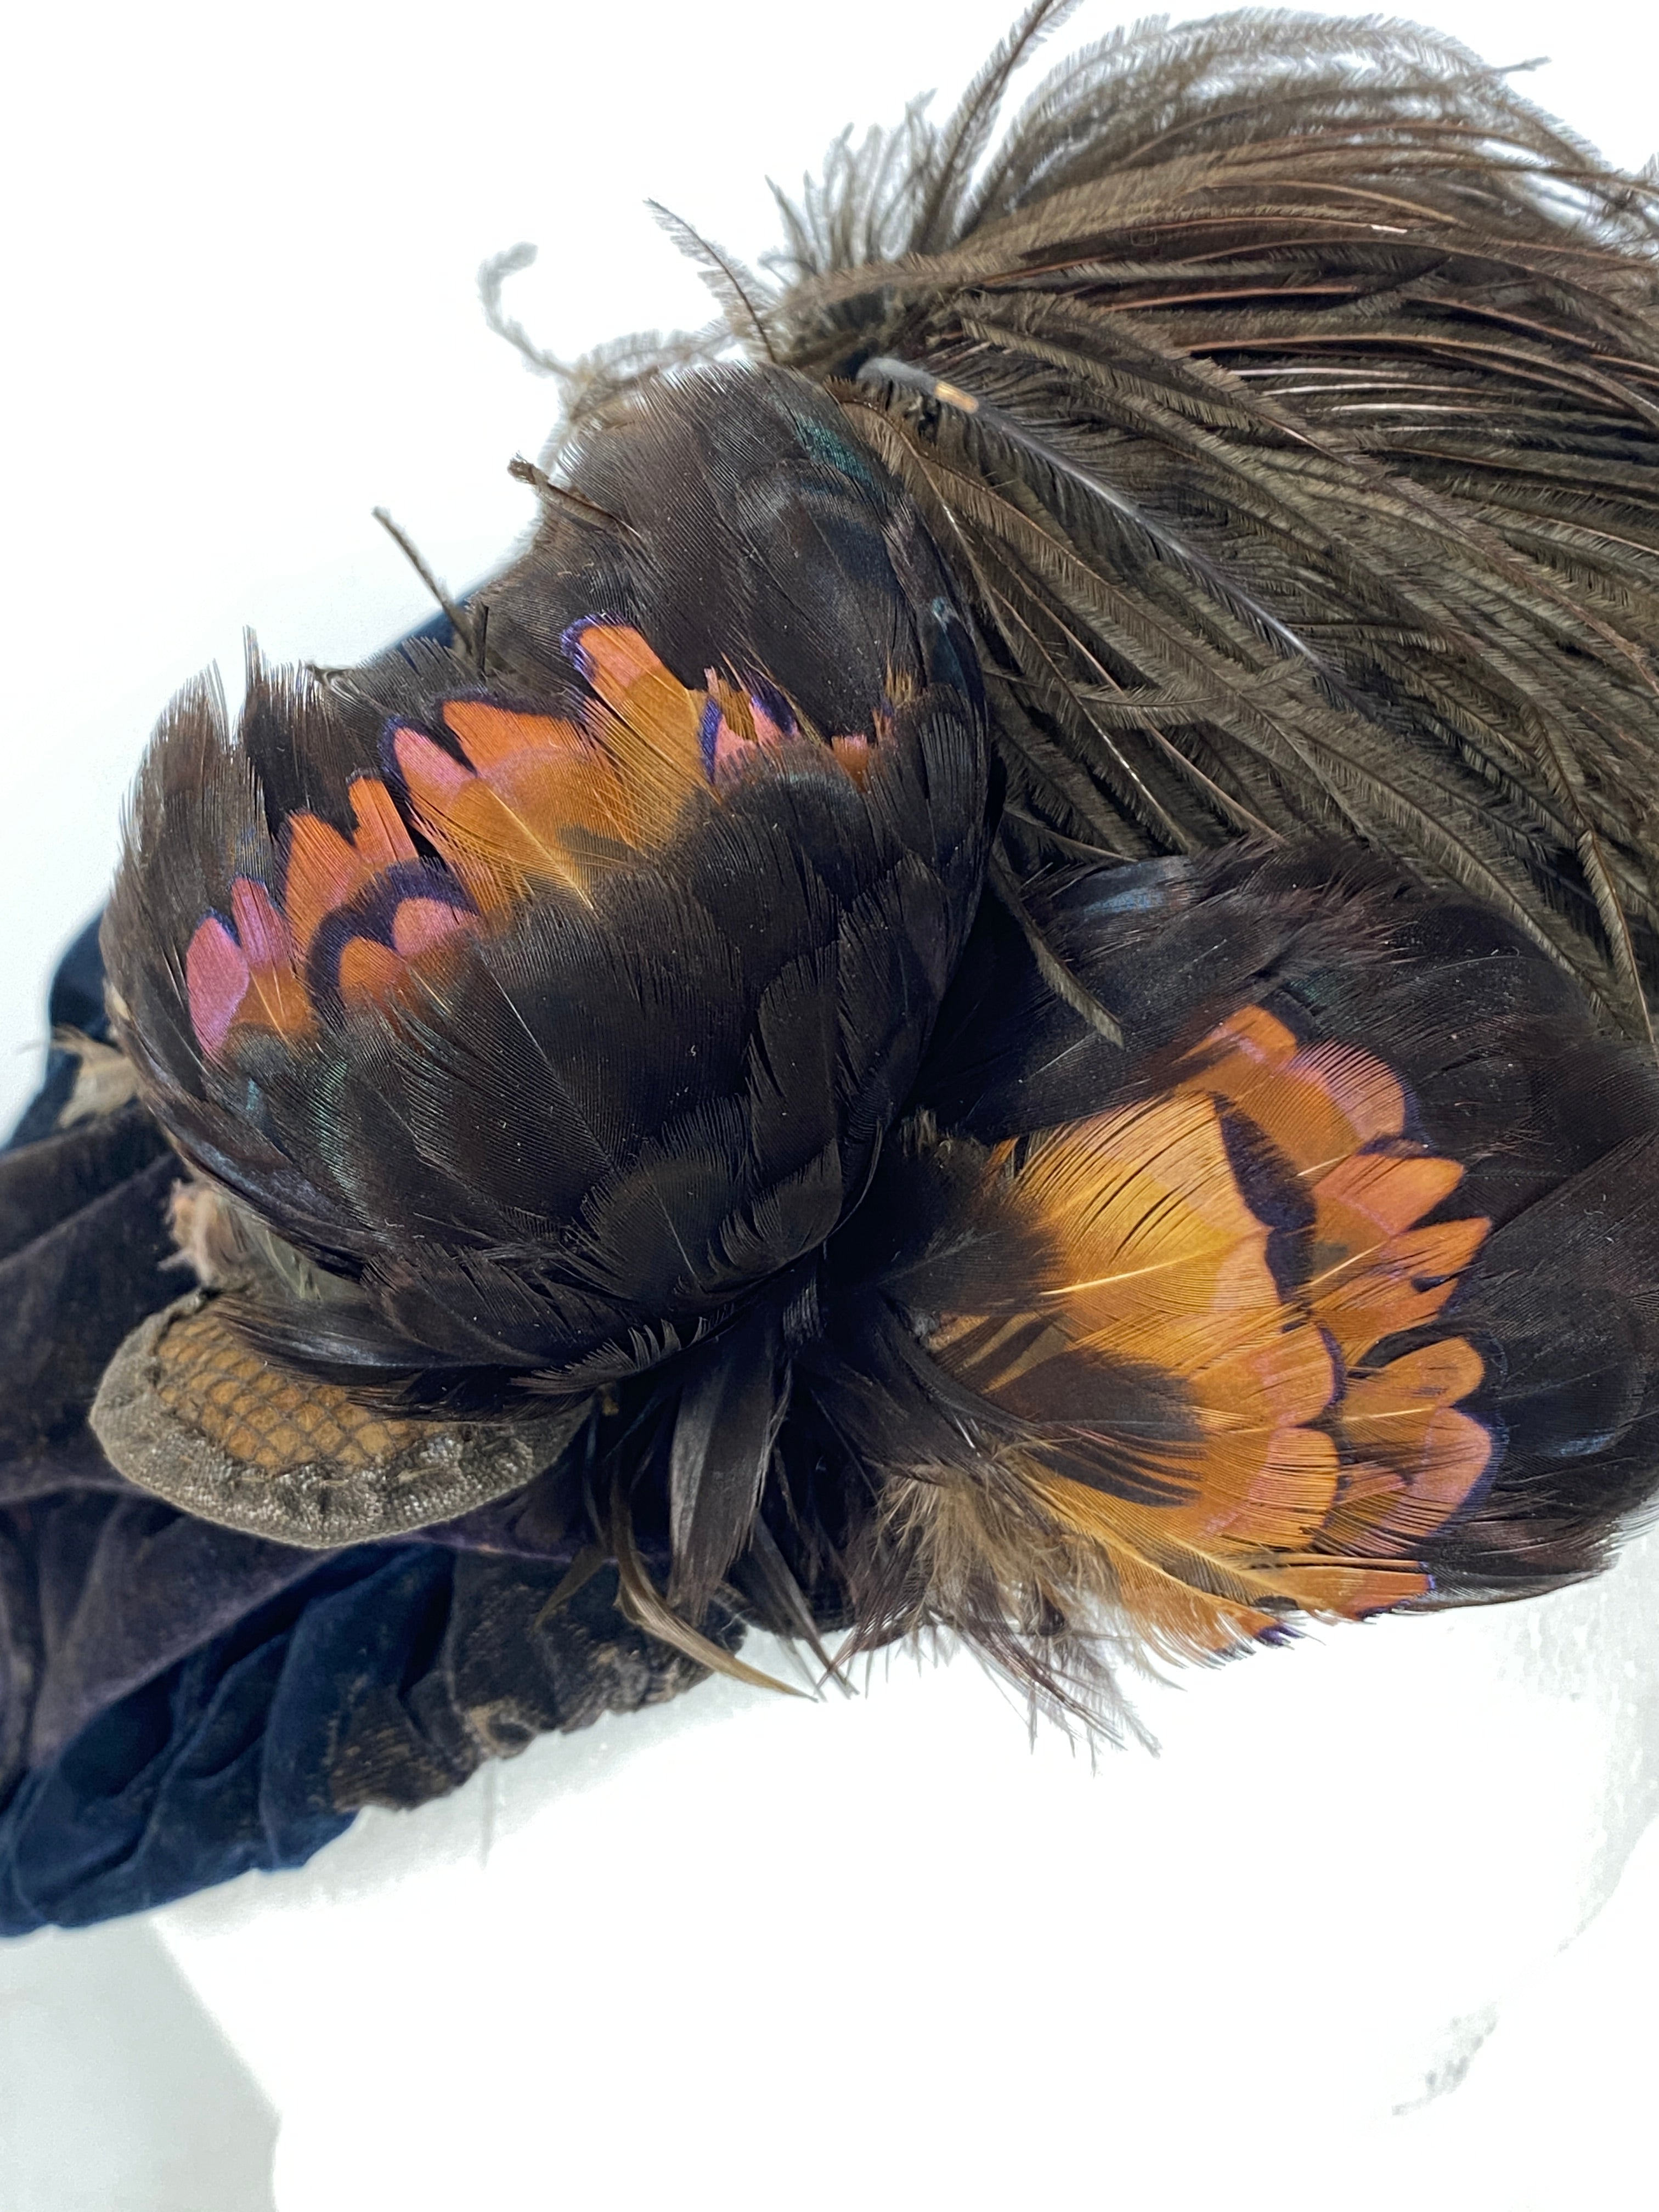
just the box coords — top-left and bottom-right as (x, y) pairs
(509, 5), (1659, 1035)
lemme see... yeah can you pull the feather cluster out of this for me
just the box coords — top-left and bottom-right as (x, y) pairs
(94, 8), (1659, 1726)
(515, 2), (1659, 1037)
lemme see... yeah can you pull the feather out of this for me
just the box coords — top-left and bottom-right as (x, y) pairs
(667, 1300), (787, 1620)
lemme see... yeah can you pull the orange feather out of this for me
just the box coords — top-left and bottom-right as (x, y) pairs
(395, 718), (632, 909)
(572, 624), (709, 846)
(334, 896), (476, 1014)
(282, 777), (417, 957)
(924, 1002), (1498, 1652)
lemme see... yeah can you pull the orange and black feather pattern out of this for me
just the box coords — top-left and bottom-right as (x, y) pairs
(108, 373), (988, 1409)
(95, 12), (1659, 1722)
(808, 848), (1659, 1703)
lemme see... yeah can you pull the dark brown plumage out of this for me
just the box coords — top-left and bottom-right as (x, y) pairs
(505, 3), (1659, 1035)
(88, 8), (1659, 1728)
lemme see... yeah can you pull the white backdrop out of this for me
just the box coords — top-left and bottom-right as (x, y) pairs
(3, 4), (1658, 2206)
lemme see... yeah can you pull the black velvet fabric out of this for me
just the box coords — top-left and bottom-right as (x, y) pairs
(0, 926), (713, 1933)
(8, 916), (116, 1148)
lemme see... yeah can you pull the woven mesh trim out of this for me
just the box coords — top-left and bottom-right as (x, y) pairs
(153, 1300), (427, 1472)
(91, 1292), (586, 1548)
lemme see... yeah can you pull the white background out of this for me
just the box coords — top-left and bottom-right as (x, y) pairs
(3, 4), (1659, 2207)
